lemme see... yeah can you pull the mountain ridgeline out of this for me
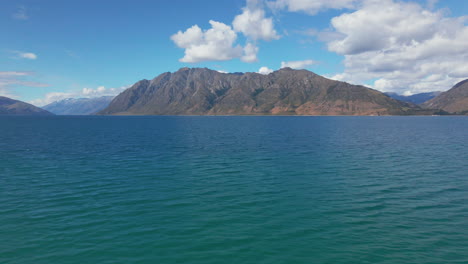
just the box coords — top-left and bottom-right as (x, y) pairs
(385, 92), (441, 105)
(0, 96), (53, 116)
(99, 68), (435, 116)
(422, 79), (468, 115)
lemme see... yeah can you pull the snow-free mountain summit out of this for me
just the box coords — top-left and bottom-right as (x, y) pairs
(422, 79), (468, 115)
(99, 68), (436, 116)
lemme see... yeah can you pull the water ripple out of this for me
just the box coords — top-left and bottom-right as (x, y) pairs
(1, 116), (467, 264)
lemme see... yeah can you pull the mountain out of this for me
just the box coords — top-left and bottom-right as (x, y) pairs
(0, 96), (53, 116)
(422, 79), (468, 114)
(44, 96), (114, 115)
(99, 67), (435, 116)
(385, 92), (441, 105)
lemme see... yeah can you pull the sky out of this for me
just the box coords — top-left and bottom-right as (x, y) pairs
(1, 0), (468, 106)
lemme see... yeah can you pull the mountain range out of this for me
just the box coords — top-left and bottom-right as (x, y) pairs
(99, 67), (439, 116)
(43, 96), (114, 115)
(3, 68), (466, 116)
(0, 96), (53, 116)
(384, 92), (441, 105)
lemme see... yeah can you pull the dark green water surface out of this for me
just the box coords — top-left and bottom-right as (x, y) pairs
(1, 116), (467, 263)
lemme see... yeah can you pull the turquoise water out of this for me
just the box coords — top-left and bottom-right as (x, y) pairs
(1, 116), (467, 264)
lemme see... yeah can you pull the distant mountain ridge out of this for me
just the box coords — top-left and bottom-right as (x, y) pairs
(422, 79), (468, 114)
(385, 92), (441, 105)
(99, 67), (436, 116)
(44, 96), (114, 115)
(0, 96), (53, 116)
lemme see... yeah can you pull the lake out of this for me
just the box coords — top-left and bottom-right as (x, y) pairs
(1, 116), (467, 263)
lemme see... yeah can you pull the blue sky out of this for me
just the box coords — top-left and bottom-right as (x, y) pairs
(1, 0), (468, 105)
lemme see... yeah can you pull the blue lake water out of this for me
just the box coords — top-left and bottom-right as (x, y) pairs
(1, 116), (467, 263)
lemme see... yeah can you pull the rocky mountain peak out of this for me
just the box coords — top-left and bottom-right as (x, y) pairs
(98, 67), (438, 116)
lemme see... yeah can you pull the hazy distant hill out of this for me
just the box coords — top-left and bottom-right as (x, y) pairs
(422, 79), (468, 114)
(99, 67), (435, 116)
(385, 92), (441, 105)
(0, 96), (53, 116)
(44, 96), (114, 115)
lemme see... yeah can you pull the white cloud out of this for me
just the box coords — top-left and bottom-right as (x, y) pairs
(19, 52), (37, 60)
(12, 5), (28, 20)
(81, 86), (127, 99)
(12, 51), (38, 60)
(322, 0), (468, 94)
(281, 59), (317, 69)
(0, 71), (49, 98)
(268, 0), (360, 15)
(171, 20), (243, 63)
(29, 92), (73, 106)
(241, 43), (259, 62)
(258, 66), (274, 74)
(233, 0), (280, 41)
(30, 85), (128, 107)
(0, 71), (31, 77)
(327, 0), (442, 55)
(83, 86), (104, 95)
(171, 0), (280, 64)
(402, 90), (414, 96)
(0, 71), (46, 87)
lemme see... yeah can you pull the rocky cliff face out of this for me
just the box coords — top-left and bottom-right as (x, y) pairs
(422, 79), (468, 114)
(0, 96), (53, 116)
(99, 67), (428, 116)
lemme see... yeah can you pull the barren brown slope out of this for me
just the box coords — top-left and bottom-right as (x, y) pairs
(422, 79), (468, 114)
(0, 96), (53, 116)
(99, 67), (427, 116)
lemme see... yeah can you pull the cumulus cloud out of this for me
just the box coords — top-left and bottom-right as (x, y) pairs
(323, 0), (468, 94)
(268, 0), (360, 15)
(12, 5), (28, 20)
(171, 20), (243, 63)
(258, 66), (274, 74)
(232, 0), (280, 62)
(328, 0), (442, 55)
(281, 59), (317, 69)
(241, 43), (259, 62)
(171, 0), (279, 63)
(30, 85), (128, 106)
(82, 86), (106, 96)
(233, 0), (280, 41)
